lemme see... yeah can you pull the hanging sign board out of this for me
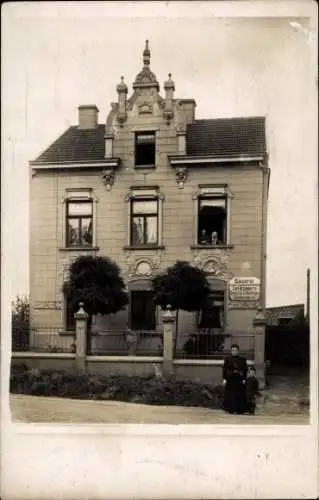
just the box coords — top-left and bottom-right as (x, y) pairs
(229, 277), (260, 301)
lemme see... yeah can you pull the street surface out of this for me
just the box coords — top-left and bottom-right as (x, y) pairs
(10, 394), (308, 425)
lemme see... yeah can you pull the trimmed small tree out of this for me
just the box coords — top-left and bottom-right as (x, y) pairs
(152, 261), (211, 355)
(63, 256), (128, 344)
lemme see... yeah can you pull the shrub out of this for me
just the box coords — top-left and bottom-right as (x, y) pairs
(10, 369), (223, 410)
(11, 296), (30, 350)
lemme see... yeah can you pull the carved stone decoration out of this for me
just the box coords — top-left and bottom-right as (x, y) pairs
(126, 89), (141, 111)
(163, 109), (174, 123)
(116, 112), (127, 126)
(192, 252), (233, 281)
(102, 169), (115, 191)
(134, 66), (159, 87)
(124, 252), (164, 281)
(175, 167), (188, 189)
(135, 261), (152, 277)
(105, 104), (118, 136)
(157, 97), (166, 110)
(138, 102), (153, 115)
(126, 88), (165, 114)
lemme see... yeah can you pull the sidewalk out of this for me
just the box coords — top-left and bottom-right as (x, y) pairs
(10, 394), (309, 425)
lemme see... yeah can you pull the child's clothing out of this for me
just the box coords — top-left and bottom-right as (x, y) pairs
(245, 375), (259, 414)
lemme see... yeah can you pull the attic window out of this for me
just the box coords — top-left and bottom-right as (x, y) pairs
(135, 132), (155, 167)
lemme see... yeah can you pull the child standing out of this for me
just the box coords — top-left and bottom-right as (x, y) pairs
(245, 366), (260, 415)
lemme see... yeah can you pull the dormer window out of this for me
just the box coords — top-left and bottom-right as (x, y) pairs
(135, 132), (156, 167)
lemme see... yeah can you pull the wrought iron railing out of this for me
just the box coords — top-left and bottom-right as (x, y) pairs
(12, 325), (255, 360)
(174, 330), (255, 360)
(87, 330), (163, 356)
(12, 326), (75, 353)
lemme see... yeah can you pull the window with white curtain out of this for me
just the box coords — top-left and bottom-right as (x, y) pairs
(130, 198), (158, 246)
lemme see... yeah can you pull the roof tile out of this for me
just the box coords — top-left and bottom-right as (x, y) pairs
(32, 125), (105, 164)
(186, 117), (266, 157)
(32, 116), (266, 165)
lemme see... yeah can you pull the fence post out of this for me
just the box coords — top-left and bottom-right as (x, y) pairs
(253, 308), (266, 389)
(162, 305), (175, 378)
(74, 302), (88, 372)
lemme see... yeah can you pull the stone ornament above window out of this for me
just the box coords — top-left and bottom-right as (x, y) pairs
(138, 102), (153, 115)
(135, 261), (152, 276)
(125, 253), (164, 280)
(102, 169), (115, 191)
(175, 167), (188, 189)
(192, 253), (233, 281)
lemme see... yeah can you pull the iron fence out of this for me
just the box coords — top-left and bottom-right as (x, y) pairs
(87, 330), (163, 356)
(174, 330), (255, 360)
(12, 326), (75, 353)
(12, 325), (255, 360)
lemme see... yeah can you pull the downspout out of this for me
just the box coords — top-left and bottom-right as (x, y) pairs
(260, 153), (270, 312)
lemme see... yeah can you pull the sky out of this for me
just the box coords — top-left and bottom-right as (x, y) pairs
(2, 1), (318, 308)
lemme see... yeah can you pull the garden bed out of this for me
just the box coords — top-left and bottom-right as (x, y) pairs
(10, 365), (224, 409)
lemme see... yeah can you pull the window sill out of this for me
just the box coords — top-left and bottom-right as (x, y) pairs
(58, 330), (75, 336)
(59, 246), (99, 252)
(58, 330), (98, 337)
(190, 244), (234, 250)
(123, 245), (165, 251)
(134, 165), (156, 170)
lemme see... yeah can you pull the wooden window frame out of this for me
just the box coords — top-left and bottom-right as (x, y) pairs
(125, 187), (164, 248)
(193, 185), (232, 246)
(61, 188), (98, 249)
(130, 197), (159, 247)
(134, 131), (156, 168)
(66, 199), (93, 248)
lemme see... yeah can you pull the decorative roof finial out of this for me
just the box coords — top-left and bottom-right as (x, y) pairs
(116, 75), (128, 94)
(133, 39), (159, 91)
(143, 39), (150, 66)
(164, 72), (175, 91)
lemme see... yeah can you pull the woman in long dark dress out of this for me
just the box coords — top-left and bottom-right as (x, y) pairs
(222, 344), (248, 414)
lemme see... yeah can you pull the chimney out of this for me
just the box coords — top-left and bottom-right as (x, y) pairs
(78, 105), (99, 130)
(179, 99), (196, 124)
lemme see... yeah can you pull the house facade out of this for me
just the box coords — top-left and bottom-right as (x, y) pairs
(29, 41), (270, 361)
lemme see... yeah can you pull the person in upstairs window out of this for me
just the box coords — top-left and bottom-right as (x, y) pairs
(211, 231), (218, 245)
(222, 343), (248, 414)
(199, 229), (210, 244)
(245, 366), (260, 415)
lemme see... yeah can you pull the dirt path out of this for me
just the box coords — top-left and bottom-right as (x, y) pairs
(10, 395), (308, 425)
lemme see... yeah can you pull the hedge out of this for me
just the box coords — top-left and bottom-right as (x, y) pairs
(10, 365), (224, 409)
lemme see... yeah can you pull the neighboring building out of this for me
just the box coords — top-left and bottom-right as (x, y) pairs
(29, 41), (270, 359)
(266, 304), (305, 326)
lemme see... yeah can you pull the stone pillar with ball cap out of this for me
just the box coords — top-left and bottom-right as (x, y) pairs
(74, 302), (89, 372)
(162, 305), (176, 378)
